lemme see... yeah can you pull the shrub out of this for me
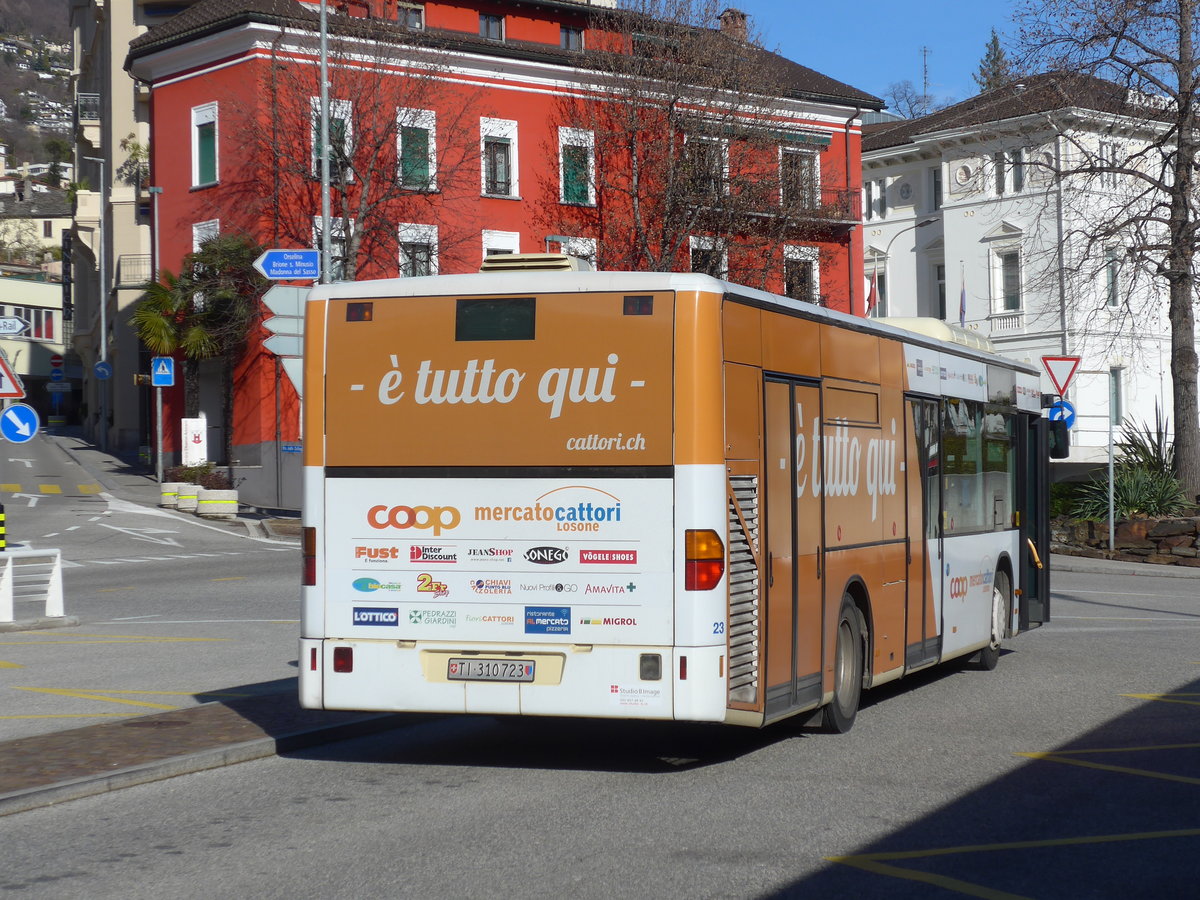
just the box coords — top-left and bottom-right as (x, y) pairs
(165, 462), (231, 490)
(1050, 481), (1086, 518)
(1117, 406), (1173, 476)
(1070, 464), (1189, 520)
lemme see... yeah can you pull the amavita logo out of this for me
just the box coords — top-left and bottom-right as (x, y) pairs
(410, 545), (457, 563)
(367, 504), (460, 536)
(580, 549), (637, 564)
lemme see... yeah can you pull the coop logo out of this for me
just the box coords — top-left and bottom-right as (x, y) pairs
(355, 546), (401, 562)
(525, 546), (569, 565)
(948, 567), (994, 600)
(352, 577), (402, 593)
(410, 545), (457, 564)
(580, 549), (637, 564)
(408, 608), (456, 626)
(367, 504), (461, 536)
(470, 578), (512, 595)
(525, 606), (571, 635)
(352, 607), (399, 626)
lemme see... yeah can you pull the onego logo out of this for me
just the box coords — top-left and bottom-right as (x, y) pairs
(367, 504), (461, 536)
(353, 607), (399, 626)
(525, 546), (569, 565)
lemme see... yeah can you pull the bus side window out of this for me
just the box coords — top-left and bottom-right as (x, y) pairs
(1048, 419), (1070, 459)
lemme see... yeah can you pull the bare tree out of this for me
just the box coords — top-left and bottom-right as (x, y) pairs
(884, 80), (935, 118)
(1014, 0), (1200, 496)
(216, 15), (482, 281)
(539, 0), (849, 294)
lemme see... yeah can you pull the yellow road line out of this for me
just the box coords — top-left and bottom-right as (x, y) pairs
(826, 856), (1030, 900)
(0, 660), (23, 669)
(1123, 692), (1200, 709)
(77, 484), (103, 494)
(38, 484), (62, 494)
(211, 577), (246, 582)
(0, 713), (132, 720)
(15, 687), (178, 710)
(0, 483), (19, 492)
(1026, 742), (1200, 756)
(0, 635), (227, 645)
(1016, 751), (1200, 786)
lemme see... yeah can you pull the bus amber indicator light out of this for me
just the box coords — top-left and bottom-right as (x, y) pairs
(302, 527), (317, 586)
(684, 528), (724, 591)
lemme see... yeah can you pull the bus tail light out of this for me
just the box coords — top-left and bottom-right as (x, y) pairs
(302, 526), (317, 586)
(684, 529), (724, 590)
(333, 646), (353, 673)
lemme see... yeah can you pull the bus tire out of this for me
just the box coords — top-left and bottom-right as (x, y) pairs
(977, 569), (1010, 671)
(822, 595), (865, 733)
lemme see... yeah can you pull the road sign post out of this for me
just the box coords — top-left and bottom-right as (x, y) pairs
(1041, 355), (1082, 398)
(1, 403), (40, 444)
(262, 285), (307, 399)
(149, 358), (176, 483)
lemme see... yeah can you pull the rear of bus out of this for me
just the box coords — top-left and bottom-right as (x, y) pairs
(298, 271), (731, 722)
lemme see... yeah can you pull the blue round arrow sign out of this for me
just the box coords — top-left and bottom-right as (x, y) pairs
(1048, 399), (1076, 430)
(1, 402), (40, 444)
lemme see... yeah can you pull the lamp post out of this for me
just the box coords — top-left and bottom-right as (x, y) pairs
(319, 0), (331, 284)
(147, 186), (164, 483)
(83, 155), (108, 453)
(874, 217), (938, 318)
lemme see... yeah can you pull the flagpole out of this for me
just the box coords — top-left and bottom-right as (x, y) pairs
(959, 261), (966, 328)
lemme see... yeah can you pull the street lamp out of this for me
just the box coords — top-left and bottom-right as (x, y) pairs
(873, 217), (939, 318)
(83, 155), (108, 453)
(147, 186), (164, 483)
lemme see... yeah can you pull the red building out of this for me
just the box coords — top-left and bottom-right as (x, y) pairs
(126, 0), (880, 507)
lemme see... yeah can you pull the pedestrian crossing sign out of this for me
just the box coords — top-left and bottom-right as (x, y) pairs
(151, 357), (175, 388)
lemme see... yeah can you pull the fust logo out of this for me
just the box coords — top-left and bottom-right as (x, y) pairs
(525, 546), (568, 565)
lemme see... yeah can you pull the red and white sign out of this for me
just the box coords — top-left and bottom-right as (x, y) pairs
(0, 351), (26, 399)
(49, 354), (64, 369)
(1041, 355), (1082, 397)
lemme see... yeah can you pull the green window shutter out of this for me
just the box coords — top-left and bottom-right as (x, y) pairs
(197, 121), (216, 184)
(562, 144), (589, 204)
(401, 126), (430, 187)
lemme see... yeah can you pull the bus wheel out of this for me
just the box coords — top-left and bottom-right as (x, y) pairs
(822, 595), (865, 733)
(977, 570), (1010, 671)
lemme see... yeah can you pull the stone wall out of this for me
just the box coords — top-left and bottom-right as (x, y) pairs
(1052, 516), (1200, 566)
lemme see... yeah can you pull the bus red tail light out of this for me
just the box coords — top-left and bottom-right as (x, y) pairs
(684, 529), (724, 591)
(333, 646), (353, 673)
(302, 526), (317, 586)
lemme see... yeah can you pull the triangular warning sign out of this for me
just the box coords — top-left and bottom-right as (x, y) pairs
(155, 359), (171, 376)
(0, 350), (26, 399)
(1042, 355), (1082, 397)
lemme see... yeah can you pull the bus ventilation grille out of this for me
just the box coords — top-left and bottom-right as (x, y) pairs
(727, 474), (760, 705)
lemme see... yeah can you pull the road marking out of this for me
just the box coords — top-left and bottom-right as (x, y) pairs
(66, 525), (80, 531)
(98, 587), (135, 593)
(1017, 739), (1200, 786)
(1122, 692), (1200, 709)
(78, 484), (102, 494)
(7, 458), (33, 468)
(0, 483), (19, 492)
(42, 532), (60, 538)
(828, 828), (1200, 898)
(92, 619), (300, 625)
(0, 634), (227, 645)
(211, 576), (246, 581)
(111, 615), (159, 621)
(10, 493), (39, 507)
(15, 687), (179, 710)
(98, 523), (182, 546)
(0, 713), (131, 720)
(38, 484), (62, 494)
(0, 660), (23, 668)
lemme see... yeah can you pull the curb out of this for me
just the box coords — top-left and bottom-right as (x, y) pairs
(0, 713), (406, 818)
(0, 616), (80, 634)
(1050, 554), (1200, 578)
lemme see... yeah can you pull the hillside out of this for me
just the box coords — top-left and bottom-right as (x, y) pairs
(0, 0), (70, 42)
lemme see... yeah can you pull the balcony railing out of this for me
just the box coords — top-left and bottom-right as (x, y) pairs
(784, 187), (862, 223)
(75, 93), (100, 122)
(989, 311), (1025, 334)
(116, 254), (152, 288)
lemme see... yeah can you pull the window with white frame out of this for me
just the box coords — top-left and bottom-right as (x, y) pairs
(482, 229), (520, 257)
(399, 223), (438, 277)
(311, 98), (353, 182)
(685, 136), (726, 198)
(481, 118), (518, 197)
(935, 262), (947, 319)
(865, 258), (888, 317)
(314, 217), (354, 281)
(689, 235), (726, 277)
(2, 304), (54, 340)
(995, 248), (1022, 311)
(398, 108), (437, 190)
(1106, 247), (1121, 307)
(993, 151), (1007, 196)
(781, 149), (819, 209)
(192, 219), (219, 252)
(1098, 141), (1120, 188)
(783, 245), (819, 302)
(876, 178), (887, 217)
(930, 165), (942, 211)
(192, 103), (218, 187)
(558, 127), (594, 206)
(399, 2), (423, 30)
(1010, 148), (1025, 192)
(548, 235), (597, 265)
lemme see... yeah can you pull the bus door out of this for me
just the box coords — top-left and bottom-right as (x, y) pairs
(1018, 416), (1052, 627)
(905, 396), (942, 668)
(763, 377), (824, 718)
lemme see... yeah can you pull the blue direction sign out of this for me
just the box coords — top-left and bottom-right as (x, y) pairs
(1048, 399), (1077, 430)
(254, 249), (320, 281)
(151, 356), (176, 388)
(49, 368), (65, 382)
(94, 361), (113, 380)
(1, 403), (40, 444)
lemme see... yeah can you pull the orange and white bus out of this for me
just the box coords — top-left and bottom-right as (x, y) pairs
(298, 257), (1061, 731)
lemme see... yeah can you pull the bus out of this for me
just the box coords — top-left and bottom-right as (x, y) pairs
(298, 257), (1062, 731)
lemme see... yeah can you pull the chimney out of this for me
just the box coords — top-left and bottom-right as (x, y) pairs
(719, 8), (748, 42)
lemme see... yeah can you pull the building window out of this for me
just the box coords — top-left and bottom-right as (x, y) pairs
(561, 25), (583, 50)
(314, 217), (353, 281)
(1099, 141), (1119, 187)
(935, 263), (947, 319)
(399, 3), (423, 29)
(998, 249), (1021, 311)
(398, 108), (436, 190)
(865, 180), (874, 221)
(930, 166), (942, 211)
(482, 229), (520, 257)
(192, 103), (218, 187)
(1011, 148), (1025, 192)
(685, 137), (725, 198)
(480, 13), (504, 40)
(876, 179), (887, 218)
(192, 219), (219, 252)
(866, 263), (888, 317)
(994, 151), (1007, 196)
(311, 98), (353, 183)
(689, 236), (726, 277)
(481, 118), (518, 197)
(399, 223), (438, 277)
(1106, 247), (1121, 307)
(42, 220), (52, 238)
(5, 305), (54, 340)
(781, 149), (818, 209)
(559, 127), (594, 206)
(783, 246), (819, 302)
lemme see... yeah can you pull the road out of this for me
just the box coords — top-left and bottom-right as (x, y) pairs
(1, 555), (1197, 897)
(0, 434), (298, 741)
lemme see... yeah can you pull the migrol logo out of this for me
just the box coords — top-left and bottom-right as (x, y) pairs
(367, 504), (461, 536)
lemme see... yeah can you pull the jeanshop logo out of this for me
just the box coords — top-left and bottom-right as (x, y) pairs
(367, 505), (461, 536)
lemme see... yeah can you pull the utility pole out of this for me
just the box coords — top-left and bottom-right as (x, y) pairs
(921, 46), (932, 108)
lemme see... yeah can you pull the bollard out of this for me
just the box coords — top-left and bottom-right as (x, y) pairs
(159, 482), (184, 508)
(0, 503), (5, 552)
(175, 484), (200, 513)
(196, 489), (239, 520)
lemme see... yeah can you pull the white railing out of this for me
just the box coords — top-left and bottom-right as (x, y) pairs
(989, 312), (1025, 334)
(0, 549), (64, 624)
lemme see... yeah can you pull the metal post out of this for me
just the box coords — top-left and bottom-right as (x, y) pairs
(147, 186), (163, 282)
(319, 0), (332, 285)
(148, 186), (165, 484)
(83, 156), (108, 453)
(880, 217), (938, 318)
(1107, 365), (1125, 551)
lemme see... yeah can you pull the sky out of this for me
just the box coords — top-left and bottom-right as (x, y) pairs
(734, 0), (1021, 110)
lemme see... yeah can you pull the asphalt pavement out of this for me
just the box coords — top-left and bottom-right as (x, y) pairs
(0, 431), (1194, 817)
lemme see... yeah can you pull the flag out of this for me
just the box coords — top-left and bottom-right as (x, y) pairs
(866, 269), (878, 316)
(958, 281), (966, 328)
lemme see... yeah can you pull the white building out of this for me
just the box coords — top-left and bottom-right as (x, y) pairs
(862, 71), (1187, 471)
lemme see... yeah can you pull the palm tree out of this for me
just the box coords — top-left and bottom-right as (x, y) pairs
(130, 269), (218, 418)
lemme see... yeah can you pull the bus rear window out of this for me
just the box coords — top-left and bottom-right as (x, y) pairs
(456, 297), (535, 341)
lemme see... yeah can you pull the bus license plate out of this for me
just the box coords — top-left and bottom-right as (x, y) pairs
(447, 658), (535, 682)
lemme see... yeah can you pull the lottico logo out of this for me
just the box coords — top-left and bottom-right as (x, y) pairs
(367, 505), (461, 536)
(353, 607), (399, 626)
(525, 546), (569, 565)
